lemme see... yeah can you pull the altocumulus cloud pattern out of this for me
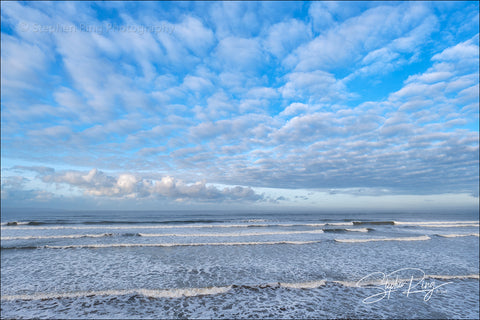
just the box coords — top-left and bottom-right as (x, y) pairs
(1, 2), (478, 209)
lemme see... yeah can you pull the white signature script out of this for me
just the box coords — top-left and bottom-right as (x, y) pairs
(356, 268), (451, 304)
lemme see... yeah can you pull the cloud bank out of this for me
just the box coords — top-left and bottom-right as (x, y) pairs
(2, 167), (264, 204)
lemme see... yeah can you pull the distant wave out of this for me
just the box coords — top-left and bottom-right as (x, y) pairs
(241, 219), (268, 223)
(3, 274), (477, 301)
(393, 220), (478, 225)
(0, 228), (376, 242)
(324, 222), (354, 226)
(393, 221), (479, 228)
(323, 228), (370, 233)
(138, 228), (368, 237)
(1, 233), (114, 240)
(139, 229), (325, 237)
(1, 240), (321, 250)
(345, 228), (370, 232)
(404, 224), (480, 228)
(0, 219), (227, 226)
(350, 220), (479, 227)
(3, 219), (477, 231)
(1, 230), (325, 241)
(1, 219), (231, 227)
(353, 221), (395, 226)
(436, 233), (480, 238)
(334, 235), (431, 243)
(0, 224), (271, 230)
(2, 221), (45, 226)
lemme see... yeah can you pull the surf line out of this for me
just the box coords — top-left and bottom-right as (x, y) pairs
(334, 235), (431, 243)
(1, 240), (322, 250)
(2, 275), (478, 301)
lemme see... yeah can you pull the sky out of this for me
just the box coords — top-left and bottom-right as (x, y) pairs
(1, 1), (479, 212)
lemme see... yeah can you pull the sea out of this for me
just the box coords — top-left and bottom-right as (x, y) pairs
(1, 209), (479, 319)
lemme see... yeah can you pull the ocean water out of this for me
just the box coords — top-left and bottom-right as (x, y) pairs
(1, 209), (479, 319)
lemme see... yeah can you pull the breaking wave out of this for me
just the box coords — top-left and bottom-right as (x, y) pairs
(2, 219), (477, 230)
(1, 233), (114, 240)
(353, 221), (395, 226)
(436, 233), (479, 238)
(0, 286), (233, 301)
(2, 274), (477, 301)
(323, 228), (370, 233)
(1, 240), (321, 250)
(334, 235), (431, 243)
(138, 229), (324, 237)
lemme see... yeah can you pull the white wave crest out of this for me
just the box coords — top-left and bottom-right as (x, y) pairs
(325, 222), (354, 226)
(412, 224), (479, 228)
(436, 233), (479, 238)
(279, 280), (327, 289)
(138, 229), (324, 237)
(1, 233), (113, 241)
(1, 222), (31, 226)
(334, 280), (384, 287)
(1, 286), (233, 301)
(393, 221), (479, 228)
(3, 274), (477, 302)
(334, 235), (431, 243)
(394, 220), (478, 225)
(0, 222), (355, 230)
(42, 240), (321, 249)
(3, 220), (477, 230)
(0, 223), (316, 230)
(0, 224), (270, 230)
(345, 228), (369, 232)
(1, 229), (325, 241)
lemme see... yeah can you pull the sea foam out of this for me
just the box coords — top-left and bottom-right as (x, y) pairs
(334, 235), (431, 243)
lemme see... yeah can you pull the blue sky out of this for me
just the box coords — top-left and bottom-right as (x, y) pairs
(1, 1), (479, 212)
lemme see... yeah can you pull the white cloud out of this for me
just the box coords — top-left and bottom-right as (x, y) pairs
(279, 103), (309, 117)
(286, 3), (434, 72)
(264, 19), (311, 58)
(1, 34), (51, 93)
(36, 168), (264, 202)
(182, 75), (214, 93)
(245, 87), (278, 100)
(209, 2), (262, 39)
(280, 70), (347, 102)
(432, 36), (479, 61)
(173, 16), (215, 56)
(308, 2), (336, 32)
(214, 36), (264, 72)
